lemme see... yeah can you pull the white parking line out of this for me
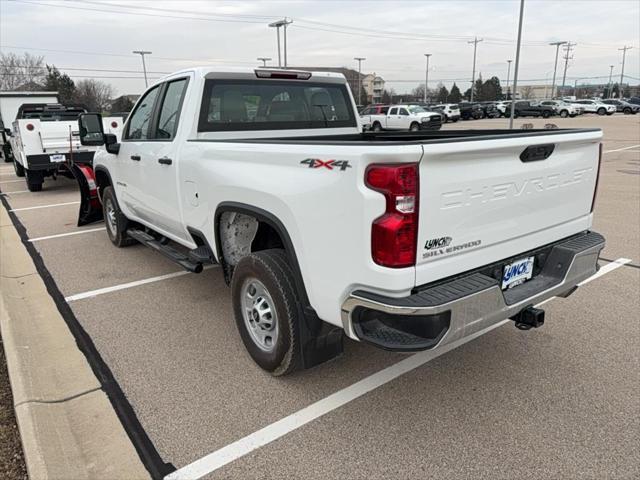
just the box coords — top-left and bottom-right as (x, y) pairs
(1, 190), (30, 195)
(604, 144), (640, 153)
(0, 179), (24, 183)
(29, 227), (106, 242)
(65, 266), (217, 302)
(10, 201), (80, 212)
(165, 256), (630, 480)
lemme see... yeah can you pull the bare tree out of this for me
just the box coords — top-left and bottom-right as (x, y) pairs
(72, 79), (115, 112)
(0, 52), (46, 90)
(520, 86), (535, 99)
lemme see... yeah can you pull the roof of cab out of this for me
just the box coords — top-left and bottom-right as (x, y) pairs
(158, 66), (347, 83)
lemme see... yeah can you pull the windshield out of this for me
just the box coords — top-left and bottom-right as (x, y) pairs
(199, 80), (356, 132)
(408, 106), (426, 114)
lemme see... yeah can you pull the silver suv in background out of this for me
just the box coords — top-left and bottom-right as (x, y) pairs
(602, 99), (640, 114)
(539, 100), (582, 118)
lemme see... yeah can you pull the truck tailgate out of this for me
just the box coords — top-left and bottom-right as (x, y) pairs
(415, 130), (602, 286)
(38, 121), (82, 151)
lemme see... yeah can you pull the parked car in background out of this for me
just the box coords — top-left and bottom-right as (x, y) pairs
(361, 104), (442, 131)
(627, 97), (640, 106)
(602, 99), (639, 114)
(494, 101), (509, 115)
(573, 100), (616, 115)
(430, 104), (460, 122)
(539, 100), (581, 118)
(504, 101), (554, 118)
(458, 102), (483, 120)
(478, 102), (501, 118)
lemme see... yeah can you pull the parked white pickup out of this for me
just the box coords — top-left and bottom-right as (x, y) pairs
(77, 66), (605, 376)
(361, 104), (442, 132)
(10, 103), (122, 191)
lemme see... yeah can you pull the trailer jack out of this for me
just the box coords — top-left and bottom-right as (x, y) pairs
(510, 305), (545, 330)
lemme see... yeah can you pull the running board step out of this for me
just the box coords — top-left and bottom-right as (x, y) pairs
(188, 245), (216, 265)
(126, 229), (203, 273)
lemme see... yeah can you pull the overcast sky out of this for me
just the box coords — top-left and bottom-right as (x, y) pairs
(1, 0), (638, 96)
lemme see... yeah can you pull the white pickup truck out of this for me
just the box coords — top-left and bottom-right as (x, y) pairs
(10, 103), (122, 191)
(361, 104), (442, 132)
(78, 66), (605, 376)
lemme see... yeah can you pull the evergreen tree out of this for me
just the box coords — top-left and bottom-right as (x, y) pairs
(448, 83), (462, 103)
(43, 65), (75, 104)
(436, 83), (449, 103)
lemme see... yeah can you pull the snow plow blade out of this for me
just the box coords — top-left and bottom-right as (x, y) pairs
(71, 163), (103, 226)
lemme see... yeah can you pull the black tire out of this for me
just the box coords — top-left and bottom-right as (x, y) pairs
(542, 110), (551, 118)
(372, 122), (382, 132)
(231, 249), (302, 376)
(13, 159), (25, 177)
(452, 117), (459, 122)
(597, 107), (606, 116)
(409, 122), (420, 132)
(623, 107), (631, 114)
(102, 186), (136, 247)
(560, 110), (569, 118)
(25, 170), (42, 191)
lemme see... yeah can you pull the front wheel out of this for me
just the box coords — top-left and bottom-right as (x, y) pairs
(102, 186), (136, 247)
(231, 249), (302, 376)
(597, 108), (606, 115)
(409, 122), (420, 132)
(13, 159), (25, 177)
(542, 110), (551, 118)
(560, 110), (569, 118)
(371, 122), (382, 132)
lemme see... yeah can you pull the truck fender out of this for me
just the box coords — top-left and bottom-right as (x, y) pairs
(71, 164), (103, 226)
(213, 202), (343, 369)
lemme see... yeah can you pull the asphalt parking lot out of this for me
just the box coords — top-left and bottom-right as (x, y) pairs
(1, 114), (639, 479)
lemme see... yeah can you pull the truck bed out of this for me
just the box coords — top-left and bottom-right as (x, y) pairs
(194, 128), (601, 145)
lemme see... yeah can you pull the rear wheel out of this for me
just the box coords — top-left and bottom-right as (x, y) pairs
(409, 122), (420, 132)
(597, 107), (606, 115)
(13, 159), (25, 177)
(542, 110), (551, 118)
(623, 107), (631, 114)
(102, 186), (136, 247)
(25, 170), (42, 191)
(231, 249), (302, 376)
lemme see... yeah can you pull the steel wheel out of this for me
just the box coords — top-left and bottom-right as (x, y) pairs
(241, 277), (279, 352)
(105, 196), (118, 237)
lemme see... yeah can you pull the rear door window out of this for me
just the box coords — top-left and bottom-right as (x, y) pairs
(198, 80), (356, 132)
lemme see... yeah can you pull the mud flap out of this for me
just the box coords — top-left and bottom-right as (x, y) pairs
(71, 164), (103, 226)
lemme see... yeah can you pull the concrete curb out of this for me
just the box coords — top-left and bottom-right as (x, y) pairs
(0, 205), (149, 479)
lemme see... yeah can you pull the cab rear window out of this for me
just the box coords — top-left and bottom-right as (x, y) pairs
(198, 80), (356, 132)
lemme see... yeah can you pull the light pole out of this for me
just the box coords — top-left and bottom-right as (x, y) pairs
(423, 54), (432, 103)
(269, 18), (293, 68)
(619, 45), (632, 97)
(468, 37), (483, 101)
(509, 0), (525, 129)
(506, 59), (512, 99)
(560, 42), (576, 97)
(549, 41), (567, 99)
(354, 57), (366, 106)
(257, 57), (272, 67)
(132, 50), (152, 87)
(607, 65), (614, 98)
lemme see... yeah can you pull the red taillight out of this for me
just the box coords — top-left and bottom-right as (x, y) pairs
(366, 163), (419, 268)
(591, 142), (603, 213)
(26, 123), (34, 131)
(111, 121), (118, 128)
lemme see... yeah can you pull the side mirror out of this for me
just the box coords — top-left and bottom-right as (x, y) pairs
(104, 134), (120, 155)
(78, 113), (105, 146)
(4, 128), (11, 137)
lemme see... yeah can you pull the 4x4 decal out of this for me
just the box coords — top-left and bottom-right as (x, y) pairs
(300, 158), (352, 171)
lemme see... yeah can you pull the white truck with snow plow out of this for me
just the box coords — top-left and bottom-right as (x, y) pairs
(10, 103), (122, 192)
(76, 66), (605, 376)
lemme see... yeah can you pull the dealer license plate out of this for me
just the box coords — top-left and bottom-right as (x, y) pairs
(50, 154), (66, 163)
(502, 256), (534, 290)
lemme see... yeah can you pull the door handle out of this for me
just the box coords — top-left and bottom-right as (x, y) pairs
(130, 155), (141, 161)
(158, 157), (172, 165)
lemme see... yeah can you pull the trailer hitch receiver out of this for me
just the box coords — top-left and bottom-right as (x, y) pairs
(510, 305), (545, 330)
